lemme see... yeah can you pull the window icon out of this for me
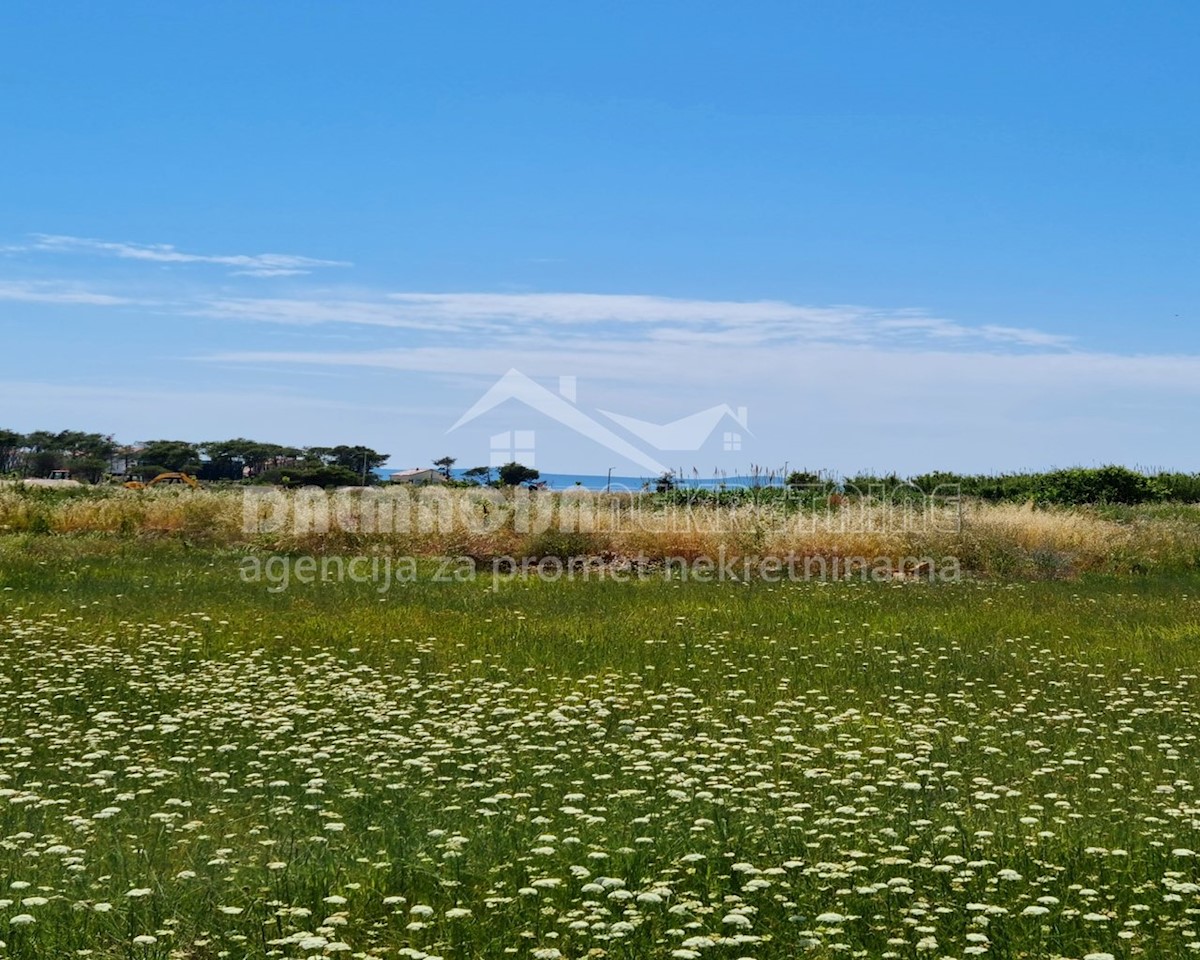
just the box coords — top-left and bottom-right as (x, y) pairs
(490, 430), (536, 467)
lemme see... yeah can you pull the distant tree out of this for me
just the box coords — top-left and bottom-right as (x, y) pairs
(55, 430), (114, 456)
(462, 465), (491, 485)
(6, 430), (116, 481)
(258, 464), (361, 489)
(60, 432), (117, 483)
(66, 457), (107, 483)
(252, 443), (300, 470)
(201, 439), (304, 479)
(498, 461), (539, 486)
(305, 445), (338, 462)
(19, 431), (56, 476)
(19, 432), (63, 477)
(23, 430), (58, 452)
(433, 455), (457, 480)
(0, 429), (25, 475)
(655, 470), (677, 493)
(311, 445), (389, 482)
(138, 440), (200, 474)
(197, 439), (250, 481)
(29, 451), (62, 477)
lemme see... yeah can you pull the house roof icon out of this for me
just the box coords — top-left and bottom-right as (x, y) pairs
(449, 368), (749, 474)
(598, 405), (750, 451)
(448, 368), (669, 473)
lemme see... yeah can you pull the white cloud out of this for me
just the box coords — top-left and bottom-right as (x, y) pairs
(229, 267), (312, 278)
(26, 234), (350, 276)
(385, 291), (842, 326)
(198, 296), (457, 331)
(0, 280), (133, 306)
(979, 324), (1074, 348)
(197, 290), (1074, 351)
(2, 231), (1074, 349)
(203, 339), (1200, 392)
(197, 340), (1200, 473)
(6, 233), (1191, 472)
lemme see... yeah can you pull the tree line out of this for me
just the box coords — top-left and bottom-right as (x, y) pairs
(769, 465), (1200, 505)
(0, 430), (389, 486)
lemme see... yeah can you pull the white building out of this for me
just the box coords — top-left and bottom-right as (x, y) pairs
(389, 468), (448, 485)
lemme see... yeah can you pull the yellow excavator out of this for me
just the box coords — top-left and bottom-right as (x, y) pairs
(124, 472), (199, 490)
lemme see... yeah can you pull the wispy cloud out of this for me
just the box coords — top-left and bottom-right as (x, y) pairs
(0, 280), (134, 306)
(2, 230), (1075, 349)
(202, 340), (1200, 391)
(979, 324), (1075, 348)
(4, 249), (1194, 471)
(25, 234), (350, 277)
(198, 296), (457, 331)
(197, 290), (1075, 350)
(196, 338), (1200, 474)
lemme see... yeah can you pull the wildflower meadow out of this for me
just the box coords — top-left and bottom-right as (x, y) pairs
(1, 529), (1199, 959)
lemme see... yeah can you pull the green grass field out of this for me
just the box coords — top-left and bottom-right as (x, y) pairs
(1, 536), (1199, 959)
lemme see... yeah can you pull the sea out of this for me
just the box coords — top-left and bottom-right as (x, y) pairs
(374, 469), (787, 491)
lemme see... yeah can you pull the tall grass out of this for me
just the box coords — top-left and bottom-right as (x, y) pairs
(2, 484), (1198, 576)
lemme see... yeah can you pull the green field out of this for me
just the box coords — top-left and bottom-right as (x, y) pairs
(1, 537), (1199, 959)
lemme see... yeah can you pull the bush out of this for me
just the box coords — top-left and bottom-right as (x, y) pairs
(1027, 466), (1161, 506)
(909, 467), (1191, 506)
(1152, 472), (1200, 503)
(257, 465), (363, 488)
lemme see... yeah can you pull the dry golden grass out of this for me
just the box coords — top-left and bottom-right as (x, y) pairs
(941, 500), (1198, 575)
(1, 484), (1197, 576)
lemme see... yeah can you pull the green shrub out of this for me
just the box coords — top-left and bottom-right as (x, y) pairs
(1027, 466), (1161, 506)
(910, 466), (1195, 506)
(257, 465), (363, 488)
(1153, 472), (1200, 502)
(522, 529), (607, 560)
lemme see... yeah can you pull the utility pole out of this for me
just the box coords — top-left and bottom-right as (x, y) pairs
(606, 467), (613, 493)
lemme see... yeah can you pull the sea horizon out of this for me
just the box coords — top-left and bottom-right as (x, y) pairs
(375, 468), (792, 491)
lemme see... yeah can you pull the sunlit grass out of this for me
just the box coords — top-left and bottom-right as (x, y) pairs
(2, 485), (1200, 577)
(1, 537), (1199, 958)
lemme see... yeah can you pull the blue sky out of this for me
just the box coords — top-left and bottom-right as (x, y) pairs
(2, 1), (1197, 476)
